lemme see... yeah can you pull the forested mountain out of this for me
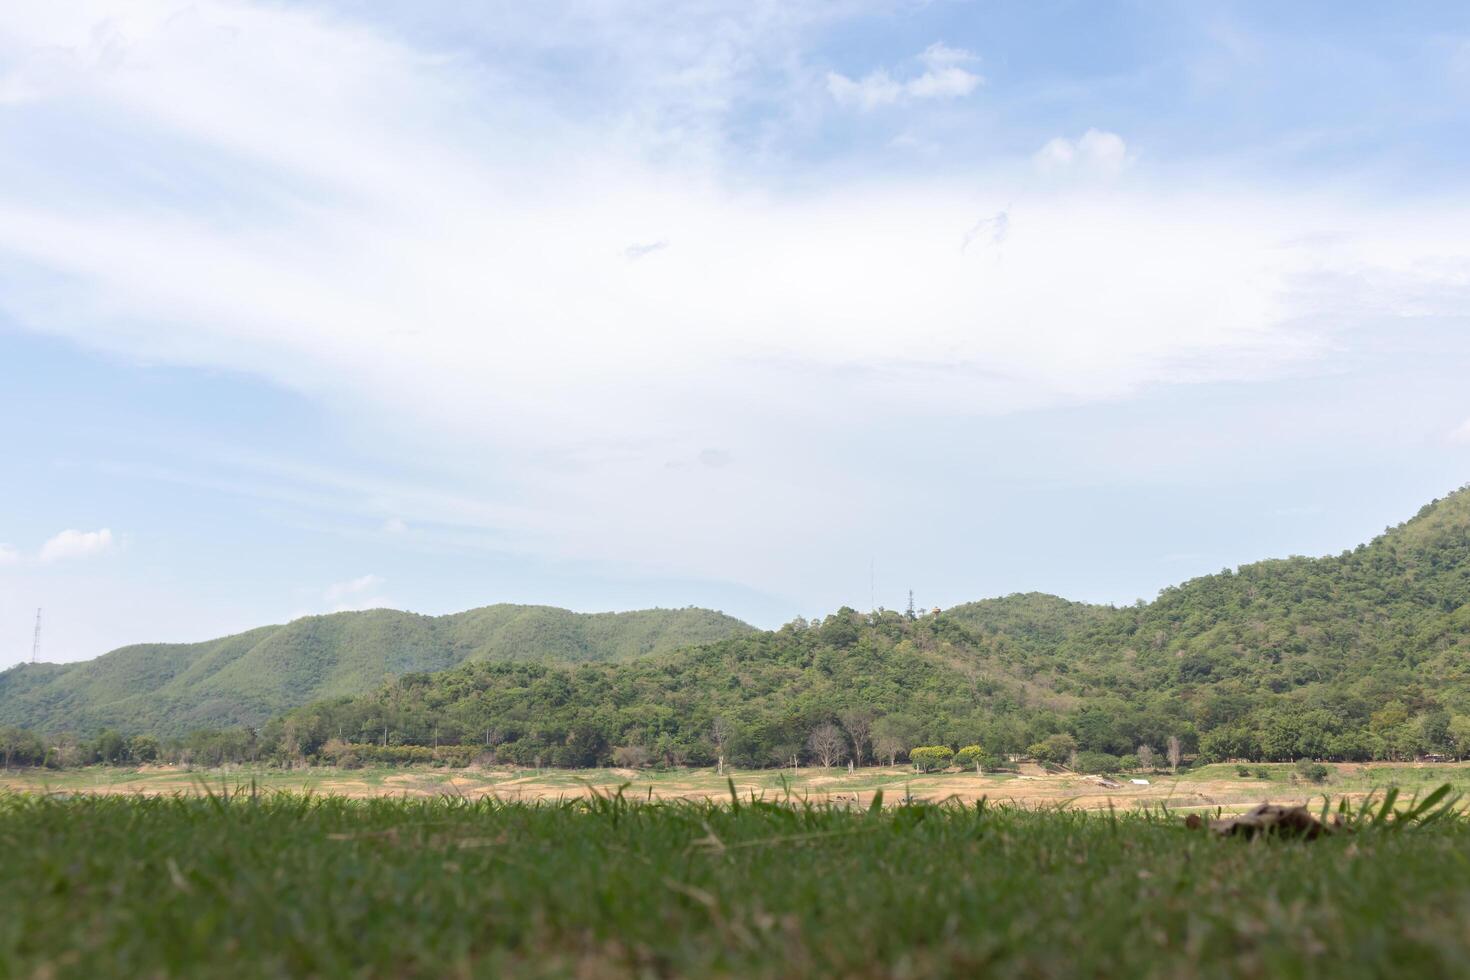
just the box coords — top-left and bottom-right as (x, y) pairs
(0, 606), (754, 737)
(266, 486), (1470, 767)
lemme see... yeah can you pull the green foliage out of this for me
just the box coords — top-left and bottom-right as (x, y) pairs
(0, 605), (753, 738)
(1072, 751), (1121, 774)
(953, 744), (985, 769)
(1297, 760), (1332, 784)
(1028, 733), (1078, 765)
(909, 746), (954, 772)
(12, 485), (1470, 772)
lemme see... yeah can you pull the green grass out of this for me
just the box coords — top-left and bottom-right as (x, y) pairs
(4, 788), (1470, 977)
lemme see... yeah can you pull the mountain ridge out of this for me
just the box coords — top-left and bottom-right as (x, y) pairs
(258, 485), (1470, 767)
(0, 604), (755, 736)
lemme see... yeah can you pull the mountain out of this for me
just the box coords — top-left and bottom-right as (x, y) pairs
(265, 486), (1470, 767)
(0, 605), (755, 737)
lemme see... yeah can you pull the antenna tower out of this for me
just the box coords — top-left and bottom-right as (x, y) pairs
(907, 590), (915, 618)
(30, 608), (41, 664)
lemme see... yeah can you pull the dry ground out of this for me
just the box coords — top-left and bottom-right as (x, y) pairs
(5, 760), (1467, 812)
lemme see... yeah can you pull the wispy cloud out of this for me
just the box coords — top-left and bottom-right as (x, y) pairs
(324, 574), (384, 602)
(827, 42), (982, 110)
(1034, 130), (1131, 176)
(322, 574), (390, 612)
(1450, 418), (1470, 445)
(3, 2), (1470, 603)
(0, 544), (19, 565)
(38, 529), (114, 562)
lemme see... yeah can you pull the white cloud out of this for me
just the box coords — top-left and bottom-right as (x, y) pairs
(828, 42), (982, 110)
(1034, 129), (1131, 176)
(0, 544), (20, 565)
(324, 574), (384, 602)
(3, 3), (1470, 599)
(321, 574), (391, 612)
(1450, 418), (1470, 445)
(38, 529), (114, 562)
(382, 517), (408, 534)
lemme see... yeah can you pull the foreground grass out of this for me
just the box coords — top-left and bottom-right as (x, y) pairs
(4, 789), (1470, 978)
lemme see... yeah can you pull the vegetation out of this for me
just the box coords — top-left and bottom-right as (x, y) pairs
(0, 605), (752, 737)
(2, 788), (1469, 977)
(8, 486), (1470, 773)
(227, 486), (1470, 770)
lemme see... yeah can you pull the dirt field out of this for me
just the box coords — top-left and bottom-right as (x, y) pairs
(5, 760), (1468, 812)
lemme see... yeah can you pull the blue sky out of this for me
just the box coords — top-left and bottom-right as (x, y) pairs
(3, 1), (1470, 665)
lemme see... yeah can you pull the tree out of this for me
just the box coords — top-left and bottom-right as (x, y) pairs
(807, 723), (847, 768)
(1028, 733), (1077, 766)
(874, 715), (921, 767)
(1136, 744), (1155, 770)
(93, 730), (127, 765)
(128, 734), (160, 764)
(839, 708), (875, 769)
(873, 733), (904, 767)
(1448, 715), (1470, 759)
(953, 744), (984, 772)
(909, 746), (954, 772)
(710, 716), (731, 774)
(1166, 735), (1182, 772)
(0, 727), (42, 770)
(612, 744), (652, 768)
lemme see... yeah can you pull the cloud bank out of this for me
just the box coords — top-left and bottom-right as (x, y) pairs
(3, 1), (1470, 600)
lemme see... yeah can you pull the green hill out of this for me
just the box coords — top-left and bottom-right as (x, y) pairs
(0, 606), (754, 737)
(265, 486), (1470, 767)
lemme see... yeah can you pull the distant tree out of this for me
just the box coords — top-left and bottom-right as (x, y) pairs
(710, 716), (731, 774)
(1136, 744), (1155, 770)
(1167, 735), (1182, 772)
(93, 730), (126, 765)
(0, 727), (41, 770)
(1449, 715), (1470, 759)
(953, 745), (985, 772)
(909, 746), (954, 773)
(1028, 733), (1077, 766)
(874, 715), (921, 767)
(128, 735), (160, 764)
(873, 733), (905, 767)
(612, 744), (652, 768)
(807, 723), (847, 769)
(839, 709), (875, 769)
(1420, 712), (1451, 755)
(1072, 751), (1121, 775)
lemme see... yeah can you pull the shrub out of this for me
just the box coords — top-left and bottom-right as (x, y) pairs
(1117, 754), (1140, 772)
(1296, 760), (1331, 784)
(1236, 765), (1252, 777)
(1253, 766), (1270, 779)
(910, 746), (954, 773)
(1072, 751), (1121, 774)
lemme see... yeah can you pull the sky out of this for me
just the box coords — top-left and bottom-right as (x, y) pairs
(3, 1), (1470, 666)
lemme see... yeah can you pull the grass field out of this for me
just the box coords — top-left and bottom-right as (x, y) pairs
(6, 760), (1470, 813)
(3, 785), (1470, 977)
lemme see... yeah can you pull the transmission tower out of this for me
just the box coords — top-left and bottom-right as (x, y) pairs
(30, 608), (41, 664)
(906, 590), (915, 618)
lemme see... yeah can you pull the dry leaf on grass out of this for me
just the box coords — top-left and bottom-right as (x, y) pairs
(1185, 803), (1336, 839)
